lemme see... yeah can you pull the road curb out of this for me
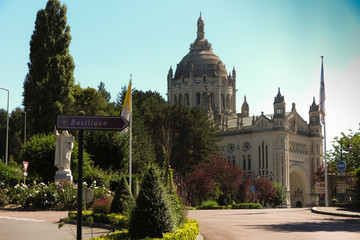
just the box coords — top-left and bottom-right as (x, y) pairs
(311, 207), (360, 218)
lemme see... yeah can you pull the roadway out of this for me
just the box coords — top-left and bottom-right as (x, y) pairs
(0, 210), (111, 240)
(188, 208), (360, 240)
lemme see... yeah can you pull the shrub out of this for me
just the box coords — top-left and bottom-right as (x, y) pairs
(0, 188), (10, 206)
(231, 202), (263, 209)
(67, 211), (128, 229)
(356, 168), (360, 203)
(55, 179), (77, 209)
(18, 133), (57, 183)
(21, 182), (57, 209)
(196, 200), (223, 209)
(110, 176), (134, 215)
(129, 166), (174, 239)
(92, 197), (112, 214)
(89, 218), (199, 240)
(0, 159), (22, 187)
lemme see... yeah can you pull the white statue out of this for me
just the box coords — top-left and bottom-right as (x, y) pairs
(54, 129), (75, 181)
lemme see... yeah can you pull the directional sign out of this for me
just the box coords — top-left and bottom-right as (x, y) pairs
(57, 116), (129, 131)
(315, 182), (325, 194)
(23, 161), (29, 173)
(251, 186), (255, 193)
(337, 161), (346, 171)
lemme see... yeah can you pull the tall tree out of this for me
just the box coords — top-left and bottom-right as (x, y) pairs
(132, 90), (221, 177)
(23, 0), (75, 135)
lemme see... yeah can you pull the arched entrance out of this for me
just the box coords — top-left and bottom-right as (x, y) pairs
(290, 164), (310, 208)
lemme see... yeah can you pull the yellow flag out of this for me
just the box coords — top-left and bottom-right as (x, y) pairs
(121, 80), (131, 135)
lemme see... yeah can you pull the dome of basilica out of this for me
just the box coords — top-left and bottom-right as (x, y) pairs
(173, 15), (228, 80)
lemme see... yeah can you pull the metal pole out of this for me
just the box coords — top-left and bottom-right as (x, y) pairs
(24, 111), (26, 144)
(0, 88), (9, 165)
(324, 122), (328, 207)
(77, 128), (83, 240)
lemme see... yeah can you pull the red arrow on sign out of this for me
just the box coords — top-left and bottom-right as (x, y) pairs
(23, 161), (29, 173)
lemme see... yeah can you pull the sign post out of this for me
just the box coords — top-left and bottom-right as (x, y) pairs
(23, 161), (29, 184)
(251, 186), (255, 202)
(337, 161), (346, 176)
(57, 115), (128, 240)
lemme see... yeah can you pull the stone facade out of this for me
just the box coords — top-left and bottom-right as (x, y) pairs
(167, 15), (323, 207)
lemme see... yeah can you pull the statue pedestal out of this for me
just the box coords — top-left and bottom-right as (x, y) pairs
(55, 169), (73, 182)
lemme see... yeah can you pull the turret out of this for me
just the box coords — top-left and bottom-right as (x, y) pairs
(197, 13), (205, 40)
(273, 88), (285, 118)
(308, 97), (322, 137)
(240, 95), (249, 117)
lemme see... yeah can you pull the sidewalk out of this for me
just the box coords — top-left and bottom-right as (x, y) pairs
(311, 206), (360, 218)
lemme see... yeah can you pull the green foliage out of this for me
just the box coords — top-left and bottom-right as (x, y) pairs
(271, 182), (287, 207)
(231, 202), (263, 209)
(67, 210), (128, 229)
(110, 176), (135, 215)
(130, 166), (174, 239)
(196, 200), (223, 209)
(55, 179), (77, 209)
(23, 0), (75, 135)
(328, 131), (360, 175)
(356, 168), (360, 203)
(9, 182), (58, 208)
(19, 133), (57, 182)
(84, 130), (128, 171)
(0, 159), (22, 187)
(89, 219), (199, 240)
(71, 84), (117, 116)
(92, 197), (112, 214)
(133, 90), (221, 177)
(152, 219), (199, 240)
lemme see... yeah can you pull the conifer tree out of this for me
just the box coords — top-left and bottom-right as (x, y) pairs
(130, 166), (174, 238)
(23, 0), (75, 135)
(110, 176), (135, 214)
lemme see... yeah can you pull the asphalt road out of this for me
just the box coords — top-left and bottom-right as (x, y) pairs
(188, 208), (360, 240)
(0, 210), (112, 240)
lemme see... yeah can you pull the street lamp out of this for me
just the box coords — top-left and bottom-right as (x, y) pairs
(0, 88), (9, 164)
(15, 109), (26, 144)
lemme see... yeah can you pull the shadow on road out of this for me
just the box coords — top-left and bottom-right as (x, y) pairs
(251, 218), (360, 232)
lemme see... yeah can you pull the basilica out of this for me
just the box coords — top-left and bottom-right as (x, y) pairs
(167, 15), (323, 207)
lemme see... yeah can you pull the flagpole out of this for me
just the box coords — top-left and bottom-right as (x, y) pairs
(319, 56), (328, 206)
(323, 122), (328, 206)
(129, 74), (133, 194)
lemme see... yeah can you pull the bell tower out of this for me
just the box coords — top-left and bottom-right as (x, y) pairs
(308, 97), (322, 137)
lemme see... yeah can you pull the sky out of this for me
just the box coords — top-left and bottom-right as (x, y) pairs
(0, 0), (360, 151)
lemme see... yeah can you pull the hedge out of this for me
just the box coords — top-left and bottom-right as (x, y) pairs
(68, 211), (128, 228)
(91, 218), (199, 240)
(231, 203), (263, 209)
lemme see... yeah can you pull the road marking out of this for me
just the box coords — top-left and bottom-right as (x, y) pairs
(0, 216), (46, 222)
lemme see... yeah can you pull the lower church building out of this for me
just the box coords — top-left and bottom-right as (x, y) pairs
(167, 15), (323, 207)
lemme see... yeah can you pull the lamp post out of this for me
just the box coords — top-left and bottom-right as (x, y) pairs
(15, 109), (26, 144)
(0, 88), (9, 164)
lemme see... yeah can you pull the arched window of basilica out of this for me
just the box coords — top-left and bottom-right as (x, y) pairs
(210, 92), (215, 108)
(184, 93), (189, 105)
(196, 92), (201, 106)
(221, 94), (225, 109)
(226, 94), (231, 110)
(203, 75), (206, 82)
(179, 93), (182, 105)
(174, 94), (177, 104)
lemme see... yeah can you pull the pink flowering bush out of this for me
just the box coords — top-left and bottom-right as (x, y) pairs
(92, 197), (112, 214)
